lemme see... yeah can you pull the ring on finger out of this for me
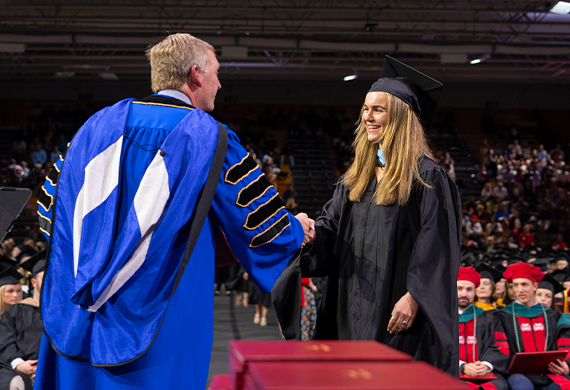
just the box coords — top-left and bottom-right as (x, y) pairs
(401, 320), (408, 327)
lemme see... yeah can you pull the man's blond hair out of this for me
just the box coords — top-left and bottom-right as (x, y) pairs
(146, 33), (215, 93)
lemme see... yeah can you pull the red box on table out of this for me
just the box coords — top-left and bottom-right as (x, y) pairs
(209, 374), (232, 390)
(243, 361), (466, 390)
(229, 340), (412, 390)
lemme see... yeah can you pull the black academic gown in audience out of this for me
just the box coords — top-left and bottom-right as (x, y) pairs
(458, 306), (509, 390)
(495, 303), (568, 388)
(274, 158), (462, 376)
(0, 301), (42, 390)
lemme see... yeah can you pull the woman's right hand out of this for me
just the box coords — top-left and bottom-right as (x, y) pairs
(16, 360), (37, 377)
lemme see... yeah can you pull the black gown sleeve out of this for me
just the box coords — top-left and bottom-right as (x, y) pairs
(404, 163), (462, 376)
(479, 311), (510, 374)
(0, 305), (23, 367)
(556, 316), (570, 366)
(272, 181), (347, 340)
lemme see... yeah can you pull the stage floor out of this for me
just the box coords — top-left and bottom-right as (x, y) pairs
(207, 290), (282, 386)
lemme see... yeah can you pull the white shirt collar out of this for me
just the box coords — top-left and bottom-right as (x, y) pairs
(156, 89), (193, 107)
(515, 299), (539, 306)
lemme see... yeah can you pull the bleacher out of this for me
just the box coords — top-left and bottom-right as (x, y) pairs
(429, 133), (480, 201)
(287, 133), (337, 219)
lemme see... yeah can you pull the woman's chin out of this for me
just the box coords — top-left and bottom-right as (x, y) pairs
(367, 133), (381, 143)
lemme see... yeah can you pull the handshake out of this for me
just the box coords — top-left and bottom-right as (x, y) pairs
(294, 213), (316, 247)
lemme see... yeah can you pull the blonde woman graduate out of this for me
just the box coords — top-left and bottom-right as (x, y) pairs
(274, 56), (462, 376)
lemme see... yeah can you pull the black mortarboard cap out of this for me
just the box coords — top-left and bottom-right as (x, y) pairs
(490, 258), (508, 268)
(0, 187), (32, 242)
(0, 267), (23, 288)
(461, 252), (477, 267)
(20, 250), (45, 272)
(32, 261), (45, 278)
(530, 258), (551, 273)
(16, 245), (37, 261)
(551, 268), (570, 283)
(538, 273), (565, 295)
(508, 257), (523, 265)
(369, 56), (443, 130)
(0, 255), (18, 272)
(494, 264), (507, 275)
(475, 262), (503, 283)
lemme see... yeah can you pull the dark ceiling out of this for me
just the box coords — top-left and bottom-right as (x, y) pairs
(1, 0), (569, 83)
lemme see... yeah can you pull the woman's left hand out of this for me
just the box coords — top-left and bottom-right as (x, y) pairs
(387, 292), (418, 334)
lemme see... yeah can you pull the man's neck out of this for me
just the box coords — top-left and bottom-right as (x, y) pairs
(517, 298), (537, 308)
(157, 88), (193, 107)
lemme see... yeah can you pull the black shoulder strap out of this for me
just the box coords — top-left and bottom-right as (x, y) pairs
(173, 122), (228, 293)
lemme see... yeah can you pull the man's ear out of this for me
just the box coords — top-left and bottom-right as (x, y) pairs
(189, 65), (202, 88)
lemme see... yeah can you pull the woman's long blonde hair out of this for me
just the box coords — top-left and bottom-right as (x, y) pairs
(342, 93), (432, 206)
(0, 284), (22, 316)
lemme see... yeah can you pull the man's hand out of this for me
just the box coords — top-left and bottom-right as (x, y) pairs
(294, 213), (316, 247)
(16, 360), (37, 377)
(243, 272), (248, 281)
(307, 280), (318, 292)
(548, 359), (570, 376)
(463, 362), (490, 377)
(387, 292), (418, 333)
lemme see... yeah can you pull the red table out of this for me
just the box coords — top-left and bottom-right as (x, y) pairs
(209, 374), (231, 390)
(230, 340), (412, 390)
(243, 361), (466, 390)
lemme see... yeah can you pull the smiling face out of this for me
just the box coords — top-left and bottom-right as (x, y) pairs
(362, 92), (389, 143)
(193, 50), (221, 112)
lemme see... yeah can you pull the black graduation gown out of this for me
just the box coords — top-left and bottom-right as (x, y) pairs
(459, 309), (509, 390)
(273, 157), (462, 376)
(0, 302), (42, 390)
(495, 304), (561, 387)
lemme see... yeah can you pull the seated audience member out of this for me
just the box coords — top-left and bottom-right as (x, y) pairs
(495, 276), (507, 307)
(518, 225), (535, 248)
(474, 263), (503, 311)
(0, 268), (23, 318)
(555, 313), (570, 378)
(553, 235), (568, 250)
(496, 263), (569, 390)
(492, 182), (509, 200)
(535, 274), (565, 318)
(457, 267), (509, 390)
(0, 258), (44, 390)
(497, 280), (516, 308)
(281, 184), (299, 214)
(554, 254), (569, 271)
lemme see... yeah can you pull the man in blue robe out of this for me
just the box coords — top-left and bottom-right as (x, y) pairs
(34, 33), (310, 390)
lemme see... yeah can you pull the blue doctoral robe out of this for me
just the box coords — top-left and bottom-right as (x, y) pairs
(34, 95), (304, 389)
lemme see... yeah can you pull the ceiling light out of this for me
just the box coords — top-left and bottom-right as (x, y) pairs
(550, 1), (570, 14)
(54, 71), (75, 78)
(470, 54), (491, 65)
(343, 74), (357, 81)
(99, 72), (119, 80)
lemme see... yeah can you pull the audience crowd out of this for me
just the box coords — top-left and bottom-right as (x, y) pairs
(2, 101), (570, 389)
